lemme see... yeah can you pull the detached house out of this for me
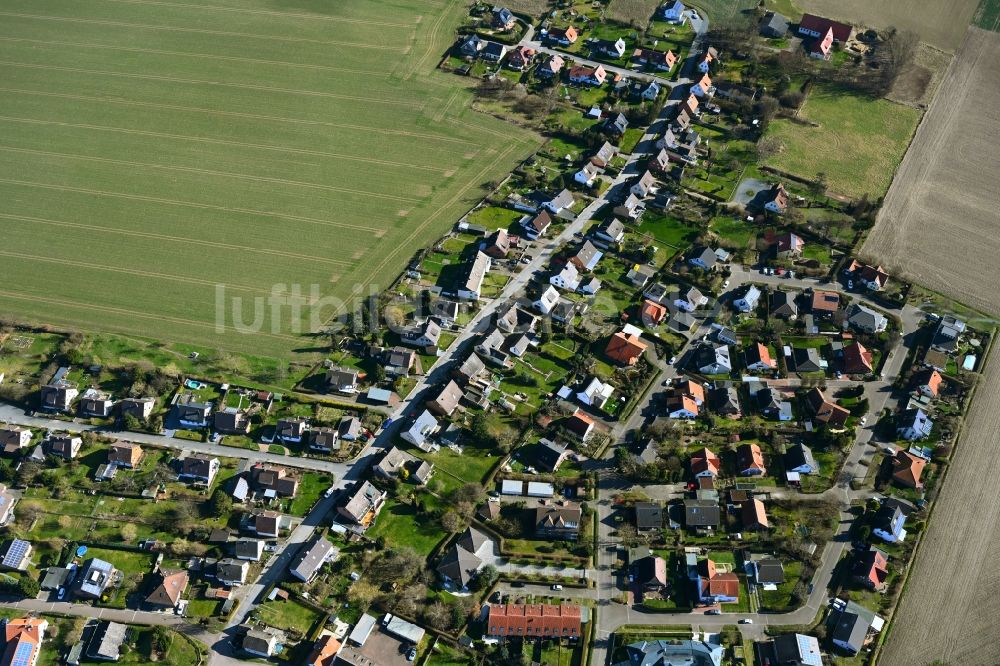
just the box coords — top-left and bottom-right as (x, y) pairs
(546, 26), (578, 45)
(694, 343), (731, 375)
(897, 408), (933, 441)
(565, 410), (595, 442)
(605, 330), (647, 366)
(842, 341), (874, 374)
(805, 387), (849, 427)
(785, 442), (818, 474)
(507, 45), (535, 71)
(402, 410), (440, 452)
(108, 443), (142, 469)
(845, 260), (889, 291)
(593, 37), (626, 59)
(798, 13), (854, 43)
(40, 381), (77, 413)
(482, 228), (510, 259)
(214, 407), (250, 435)
(696, 558), (739, 604)
(872, 504), (906, 543)
(175, 394), (211, 427)
(741, 499), (769, 530)
(543, 189), (575, 215)
(179, 456), (220, 487)
(574, 162), (600, 187)
(337, 481), (387, 528)
(537, 53), (565, 77)
(853, 547), (889, 592)
(775, 232), (804, 259)
(912, 369), (943, 398)
(745, 342), (776, 371)
(630, 171), (657, 199)
(733, 285), (761, 313)
(690, 448), (720, 478)
(847, 304), (887, 333)
(146, 570), (188, 610)
(290, 536), (337, 582)
(481, 41), (508, 62)
(891, 450), (927, 489)
(569, 64), (607, 86)
(763, 183), (789, 213)
(736, 443), (766, 476)
(426, 380), (464, 417)
(0, 427), (31, 455)
(691, 74), (713, 98)
(550, 263), (580, 291)
(808, 26), (834, 59)
(78, 388), (113, 418)
(696, 46), (717, 73)
(119, 397), (154, 421)
(47, 434), (81, 460)
(594, 218), (625, 244)
(402, 319), (441, 350)
(456, 252), (492, 301)
(275, 417), (308, 444)
(491, 6), (516, 30)
(632, 48), (676, 71)
(459, 34), (485, 58)
(521, 210), (552, 239)
(535, 503), (582, 540)
(662, 1), (685, 21)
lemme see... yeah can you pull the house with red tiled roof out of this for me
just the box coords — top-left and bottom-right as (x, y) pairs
(145, 570), (189, 609)
(808, 26), (834, 59)
(797, 13), (853, 43)
(775, 232), (804, 258)
(546, 25), (578, 46)
(736, 443), (766, 476)
(845, 260), (889, 291)
(690, 448), (720, 478)
(640, 300), (667, 325)
(763, 183), (789, 213)
(508, 45), (536, 71)
(810, 289), (840, 316)
(853, 547), (888, 592)
(696, 559), (738, 604)
(691, 73), (713, 98)
(676, 379), (705, 405)
(842, 341), (874, 375)
(680, 93), (699, 117)
(486, 603), (582, 639)
(666, 393), (699, 419)
(568, 64), (606, 86)
(305, 635), (342, 666)
(1, 617), (47, 666)
(741, 499), (769, 530)
(745, 342), (776, 371)
(912, 369), (943, 398)
(805, 388), (850, 427)
(565, 410), (594, 441)
(892, 450), (927, 489)
(632, 48), (676, 71)
(605, 330), (648, 366)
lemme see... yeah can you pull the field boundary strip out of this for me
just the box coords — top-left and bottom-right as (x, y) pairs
(0, 249), (291, 297)
(0, 37), (393, 77)
(0, 289), (306, 343)
(0, 12), (409, 50)
(91, 0), (416, 28)
(0, 176), (403, 234)
(0, 60), (424, 109)
(0, 88), (479, 146)
(0, 145), (426, 203)
(0, 213), (349, 266)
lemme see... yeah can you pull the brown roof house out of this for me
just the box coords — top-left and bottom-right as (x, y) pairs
(308, 428), (339, 454)
(741, 499), (769, 530)
(46, 434), (82, 460)
(178, 455), (220, 487)
(108, 443), (142, 469)
(736, 443), (766, 476)
(426, 380), (465, 417)
(565, 410), (595, 442)
(78, 389), (113, 418)
(214, 407), (250, 435)
(145, 570), (188, 610)
(249, 464), (299, 497)
(40, 380), (78, 413)
(606, 330), (648, 366)
(482, 228), (511, 259)
(119, 397), (155, 422)
(805, 388), (850, 428)
(891, 450), (927, 489)
(535, 503), (582, 541)
(253, 510), (282, 538)
(0, 427), (31, 455)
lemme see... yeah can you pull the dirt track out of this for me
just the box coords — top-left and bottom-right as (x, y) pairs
(798, 0), (979, 51)
(870, 27), (1000, 666)
(863, 28), (1000, 317)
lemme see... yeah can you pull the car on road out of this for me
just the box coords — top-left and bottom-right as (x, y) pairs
(738, 618), (753, 624)
(668, 356), (677, 365)
(511, 581), (525, 588)
(722, 279), (730, 289)
(520, 256), (531, 264)
(883, 445), (897, 455)
(860, 416), (868, 426)
(551, 584), (563, 591)
(847, 279), (854, 289)
(705, 609), (721, 615)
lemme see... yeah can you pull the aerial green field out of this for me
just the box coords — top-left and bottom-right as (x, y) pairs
(763, 87), (921, 199)
(0, 0), (539, 358)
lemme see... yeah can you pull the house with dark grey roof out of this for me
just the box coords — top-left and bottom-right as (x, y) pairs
(635, 502), (663, 532)
(613, 639), (723, 666)
(233, 539), (265, 561)
(215, 558), (249, 586)
(174, 394), (211, 427)
(86, 621), (128, 662)
(759, 11), (789, 37)
(684, 499), (720, 530)
(326, 366), (360, 394)
(40, 378), (78, 413)
(213, 406), (250, 434)
(290, 536), (337, 582)
(46, 434), (81, 460)
(753, 557), (785, 585)
(73, 558), (118, 600)
(178, 456), (219, 487)
(78, 388), (113, 418)
(436, 527), (489, 590)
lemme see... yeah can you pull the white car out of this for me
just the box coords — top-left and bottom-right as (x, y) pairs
(57, 588), (65, 600)
(551, 584), (563, 591)
(722, 279), (730, 289)
(738, 618), (753, 624)
(860, 416), (868, 426)
(668, 356), (677, 365)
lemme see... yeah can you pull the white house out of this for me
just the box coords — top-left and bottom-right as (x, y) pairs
(577, 377), (614, 409)
(574, 162), (600, 187)
(534, 286), (560, 315)
(733, 285), (761, 313)
(401, 410), (440, 452)
(550, 264), (580, 291)
(897, 409), (933, 441)
(872, 505), (907, 544)
(456, 251), (492, 301)
(662, 0), (685, 21)
(674, 286), (707, 313)
(695, 344), (731, 375)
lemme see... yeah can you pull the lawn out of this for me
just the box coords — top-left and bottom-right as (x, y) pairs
(764, 87), (922, 198)
(466, 206), (525, 228)
(636, 212), (699, 249)
(0, 0), (540, 359)
(253, 595), (324, 634)
(618, 128), (645, 155)
(82, 546), (156, 576)
(283, 472), (334, 516)
(366, 499), (449, 557)
(709, 217), (755, 249)
(421, 442), (502, 485)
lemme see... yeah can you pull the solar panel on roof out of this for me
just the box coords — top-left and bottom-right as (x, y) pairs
(3, 540), (29, 567)
(12, 640), (35, 666)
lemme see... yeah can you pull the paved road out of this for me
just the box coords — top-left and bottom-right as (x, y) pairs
(0, 404), (351, 476)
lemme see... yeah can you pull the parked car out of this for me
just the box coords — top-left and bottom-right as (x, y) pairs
(705, 609), (721, 615)
(406, 648), (417, 662)
(551, 584), (563, 591)
(739, 618), (753, 624)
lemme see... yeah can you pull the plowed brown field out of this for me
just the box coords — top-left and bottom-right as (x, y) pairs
(863, 28), (1000, 317)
